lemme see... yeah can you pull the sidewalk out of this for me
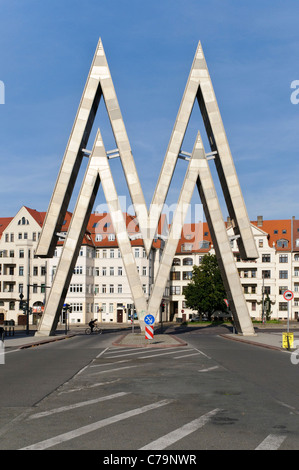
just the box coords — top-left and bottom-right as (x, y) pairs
(221, 330), (299, 351)
(2, 325), (299, 352)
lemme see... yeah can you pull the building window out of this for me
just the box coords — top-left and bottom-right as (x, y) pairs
(69, 284), (83, 293)
(19, 249), (24, 258)
(109, 285), (114, 293)
(73, 266), (83, 275)
(134, 248), (140, 258)
(170, 286), (181, 295)
(183, 271), (192, 280)
(118, 266), (123, 276)
(262, 270), (271, 279)
(279, 270), (288, 279)
(279, 302), (288, 311)
(262, 254), (271, 262)
(110, 249), (114, 258)
(277, 239), (289, 248)
(102, 285), (106, 294)
(19, 266), (24, 276)
(199, 241), (209, 249)
(102, 267), (107, 276)
(117, 284), (122, 294)
(170, 271), (180, 281)
(279, 286), (288, 295)
(172, 258), (180, 266)
(70, 303), (83, 312)
(259, 239), (263, 248)
(108, 234), (115, 241)
(183, 258), (193, 266)
(182, 243), (193, 251)
(279, 255), (288, 263)
(95, 234), (102, 242)
(110, 267), (114, 276)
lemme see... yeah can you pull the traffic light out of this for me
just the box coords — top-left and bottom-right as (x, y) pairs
(62, 304), (72, 313)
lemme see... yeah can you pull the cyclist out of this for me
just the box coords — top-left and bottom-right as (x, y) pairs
(88, 319), (97, 334)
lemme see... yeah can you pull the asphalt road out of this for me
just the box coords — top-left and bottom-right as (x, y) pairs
(0, 326), (298, 452)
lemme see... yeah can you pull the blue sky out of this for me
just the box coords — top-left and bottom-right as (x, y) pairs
(1, 0), (299, 223)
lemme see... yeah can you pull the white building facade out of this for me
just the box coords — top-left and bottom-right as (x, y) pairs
(0, 207), (298, 326)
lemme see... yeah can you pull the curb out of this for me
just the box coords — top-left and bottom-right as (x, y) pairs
(220, 334), (283, 351)
(18, 334), (77, 349)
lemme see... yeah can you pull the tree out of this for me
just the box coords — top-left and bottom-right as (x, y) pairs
(183, 254), (227, 320)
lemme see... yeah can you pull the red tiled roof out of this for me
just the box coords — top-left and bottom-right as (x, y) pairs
(0, 217), (13, 239)
(251, 219), (292, 251)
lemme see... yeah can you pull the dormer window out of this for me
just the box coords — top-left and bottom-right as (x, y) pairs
(199, 241), (210, 249)
(277, 239), (289, 248)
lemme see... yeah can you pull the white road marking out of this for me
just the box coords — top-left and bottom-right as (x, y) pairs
(20, 399), (173, 450)
(139, 408), (221, 450)
(88, 365), (139, 375)
(90, 359), (130, 367)
(96, 347), (109, 358)
(105, 347), (149, 354)
(198, 366), (220, 372)
(173, 352), (201, 359)
(28, 392), (129, 420)
(104, 348), (173, 359)
(255, 434), (287, 450)
(58, 379), (120, 395)
(138, 349), (191, 359)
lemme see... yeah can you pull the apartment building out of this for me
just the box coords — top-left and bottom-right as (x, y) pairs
(0, 206), (298, 326)
(170, 216), (299, 322)
(0, 206), (168, 326)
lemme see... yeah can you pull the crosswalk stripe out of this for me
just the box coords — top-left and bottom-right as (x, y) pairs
(20, 399), (173, 450)
(255, 434), (287, 450)
(139, 408), (221, 450)
(28, 392), (129, 420)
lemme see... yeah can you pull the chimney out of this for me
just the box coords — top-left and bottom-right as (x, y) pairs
(257, 215), (263, 227)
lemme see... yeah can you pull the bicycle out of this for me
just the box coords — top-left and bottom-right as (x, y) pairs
(85, 326), (102, 335)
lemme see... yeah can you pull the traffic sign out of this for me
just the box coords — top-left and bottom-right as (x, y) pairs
(144, 314), (155, 325)
(283, 290), (294, 301)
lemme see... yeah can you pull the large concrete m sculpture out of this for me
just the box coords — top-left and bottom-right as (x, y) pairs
(35, 38), (258, 337)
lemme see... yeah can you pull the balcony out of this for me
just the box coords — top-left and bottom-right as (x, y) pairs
(1, 291), (16, 300)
